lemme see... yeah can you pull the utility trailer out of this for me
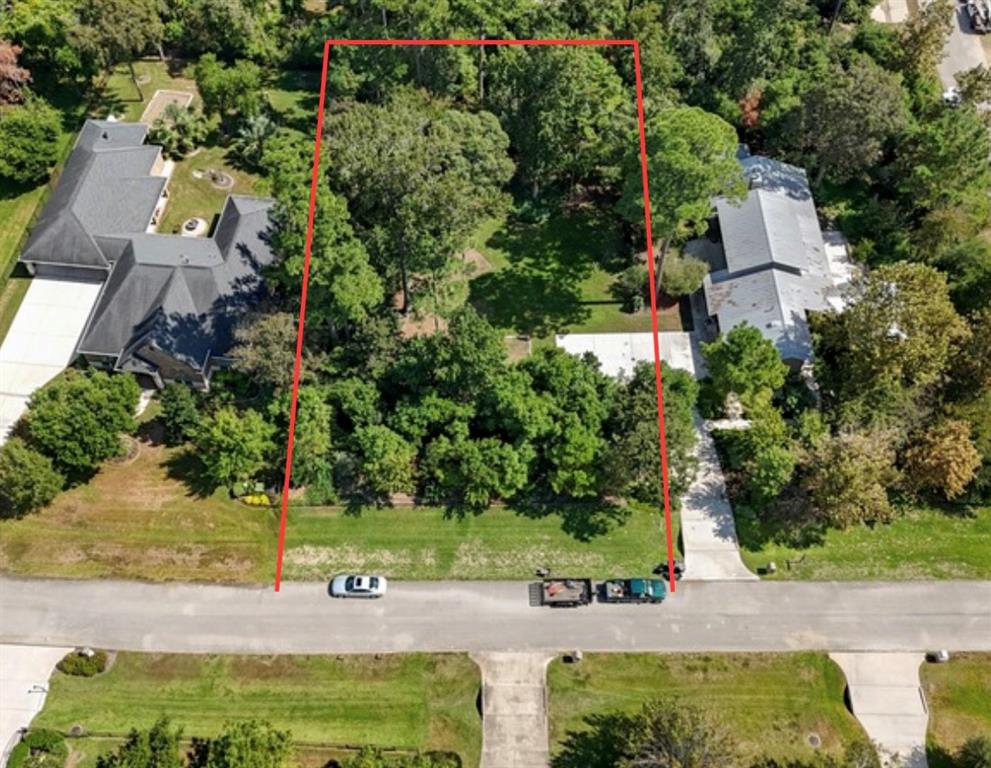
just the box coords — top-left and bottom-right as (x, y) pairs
(967, 0), (991, 33)
(541, 578), (593, 607)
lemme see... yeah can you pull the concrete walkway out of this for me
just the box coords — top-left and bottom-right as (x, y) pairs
(871, 0), (910, 22)
(831, 653), (929, 768)
(472, 652), (554, 768)
(0, 644), (72, 767)
(555, 331), (707, 379)
(681, 415), (758, 581)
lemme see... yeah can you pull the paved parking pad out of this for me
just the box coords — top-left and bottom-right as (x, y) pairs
(0, 278), (102, 444)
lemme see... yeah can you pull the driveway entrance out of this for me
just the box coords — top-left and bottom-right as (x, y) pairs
(0, 277), (103, 444)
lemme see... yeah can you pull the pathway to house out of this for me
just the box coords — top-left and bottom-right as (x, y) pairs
(0, 277), (103, 445)
(830, 653), (929, 768)
(681, 414), (759, 581)
(472, 652), (554, 768)
(0, 644), (72, 768)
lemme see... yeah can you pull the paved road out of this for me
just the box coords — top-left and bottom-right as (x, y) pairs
(2, 577), (989, 654)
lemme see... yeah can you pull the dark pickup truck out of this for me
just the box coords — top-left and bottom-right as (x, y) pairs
(541, 578), (593, 607)
(600, 578), (667, 604)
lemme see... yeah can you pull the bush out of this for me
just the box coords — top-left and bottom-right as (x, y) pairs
(240, 493), (272, 507)
(7, 729), (67, 768)
(57, 649), (108, 677)
(661, 251), (709, 297)
(160, 384), (201, 446)
(0, 96), (61, 184)
(612, 265), (649, 312)
(0, 437), (64, 518)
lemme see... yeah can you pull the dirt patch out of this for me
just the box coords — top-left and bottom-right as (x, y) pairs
(140, 89), (194, 124)
(462, 248), (493, 276)
(504, 336), (531, 362)
(283, 545), (437, 579)
(450, 540), (606, 578)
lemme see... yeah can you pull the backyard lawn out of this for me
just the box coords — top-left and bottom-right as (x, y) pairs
(921, 653), (991, 766)
(0, 438), (670, 583)
(547, 652), (870, 764)
(33, 652), (481, 768)
(468, 212), (685, 341)
(736, 504), (991, 580)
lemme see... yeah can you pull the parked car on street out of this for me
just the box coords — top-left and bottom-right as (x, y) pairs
(330, 574), (387, 598)
(599, 578), (667, 604)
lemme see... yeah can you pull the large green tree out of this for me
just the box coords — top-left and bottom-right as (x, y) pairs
(488, 45), (631, 195)
(326, 90), (514, 313)
(26, 370), (139, 478)
(199, 721), (292, 768)
(0, 96), (61, 184)
(0, 437), (64, 518)
(783, 55), (907, 185)
(193, 406), (275, 492)
(96, 717), (182, 768)
(814, 263), (969, 406)
(76, 0), (163, 101)
(353, 425), (417, 496)
(619, 106), (745, 277)
(702, 323), (788, 411)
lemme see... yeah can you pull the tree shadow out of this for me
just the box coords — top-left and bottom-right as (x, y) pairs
(925, 744), (956, 768)
(468, 209), (630, 336)
(551, 712), (634, 768)
(164, 447), (220, 498)
(513, 499), (632, 543)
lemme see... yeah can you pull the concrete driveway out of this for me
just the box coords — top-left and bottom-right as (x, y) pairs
(0, 278), (102, 444)
(939, 1), (990, 91)
(555, 332), (707, 379)
(0, 644), (72, 767)
(831, 653), (929, 768)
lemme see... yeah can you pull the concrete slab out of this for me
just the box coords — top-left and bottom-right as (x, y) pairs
(831, 652), (929, 768)
(0, 277), (102, 444)
(0, 644), (73, 767)
(472, 652), (554, 768)
(555, 331), (707, 380)
(871, 0), (911, 22)
(681, 415), (759, 581)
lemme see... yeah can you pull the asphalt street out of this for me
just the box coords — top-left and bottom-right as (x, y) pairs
(1, 577), (989, 654)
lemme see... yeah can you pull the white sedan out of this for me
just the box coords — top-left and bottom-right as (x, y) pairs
(329, 574), (387, 598)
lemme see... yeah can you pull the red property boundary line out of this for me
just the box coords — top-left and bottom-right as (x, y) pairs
(274, 38), (677, 593)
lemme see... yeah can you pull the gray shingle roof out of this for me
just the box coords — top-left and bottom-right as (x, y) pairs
(21, 121), (165, 270)
(705, 153), (839, 362)
(77, 195), (275, 368)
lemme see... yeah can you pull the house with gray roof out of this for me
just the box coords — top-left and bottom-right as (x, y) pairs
(19, 120), (275, 389)
(702, 152), (851, 365)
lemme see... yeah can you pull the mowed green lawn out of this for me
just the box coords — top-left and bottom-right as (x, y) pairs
(737, 505), (991, 580)
(33, 652), (481, 767)
(921, 653), (991, 765)
(282, 501), (667, 581)
(0, 441), (669, 583)
(547, 653), (869, 764)
(468, 212), (684, 340)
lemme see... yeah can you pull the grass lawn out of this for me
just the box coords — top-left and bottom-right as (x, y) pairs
(547, 652), (869, 765)
(33, 652), (481, 768)
(921, 653), (991, 765)
(0, 438), (670, 583)
(736, 504), (991, 580)
(157, 145), (265, 235)
(468, 212), (684, 341)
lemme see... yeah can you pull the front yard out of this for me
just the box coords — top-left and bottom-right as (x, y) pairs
(33, 651), (481, 768)
(736, 504), (991, 580)
(0, 437), (670, 583)
(921, 652), (991, 766)
(547, 652), (869, 764)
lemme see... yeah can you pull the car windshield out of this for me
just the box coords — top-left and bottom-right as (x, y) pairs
(345, 576), (355, 591)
